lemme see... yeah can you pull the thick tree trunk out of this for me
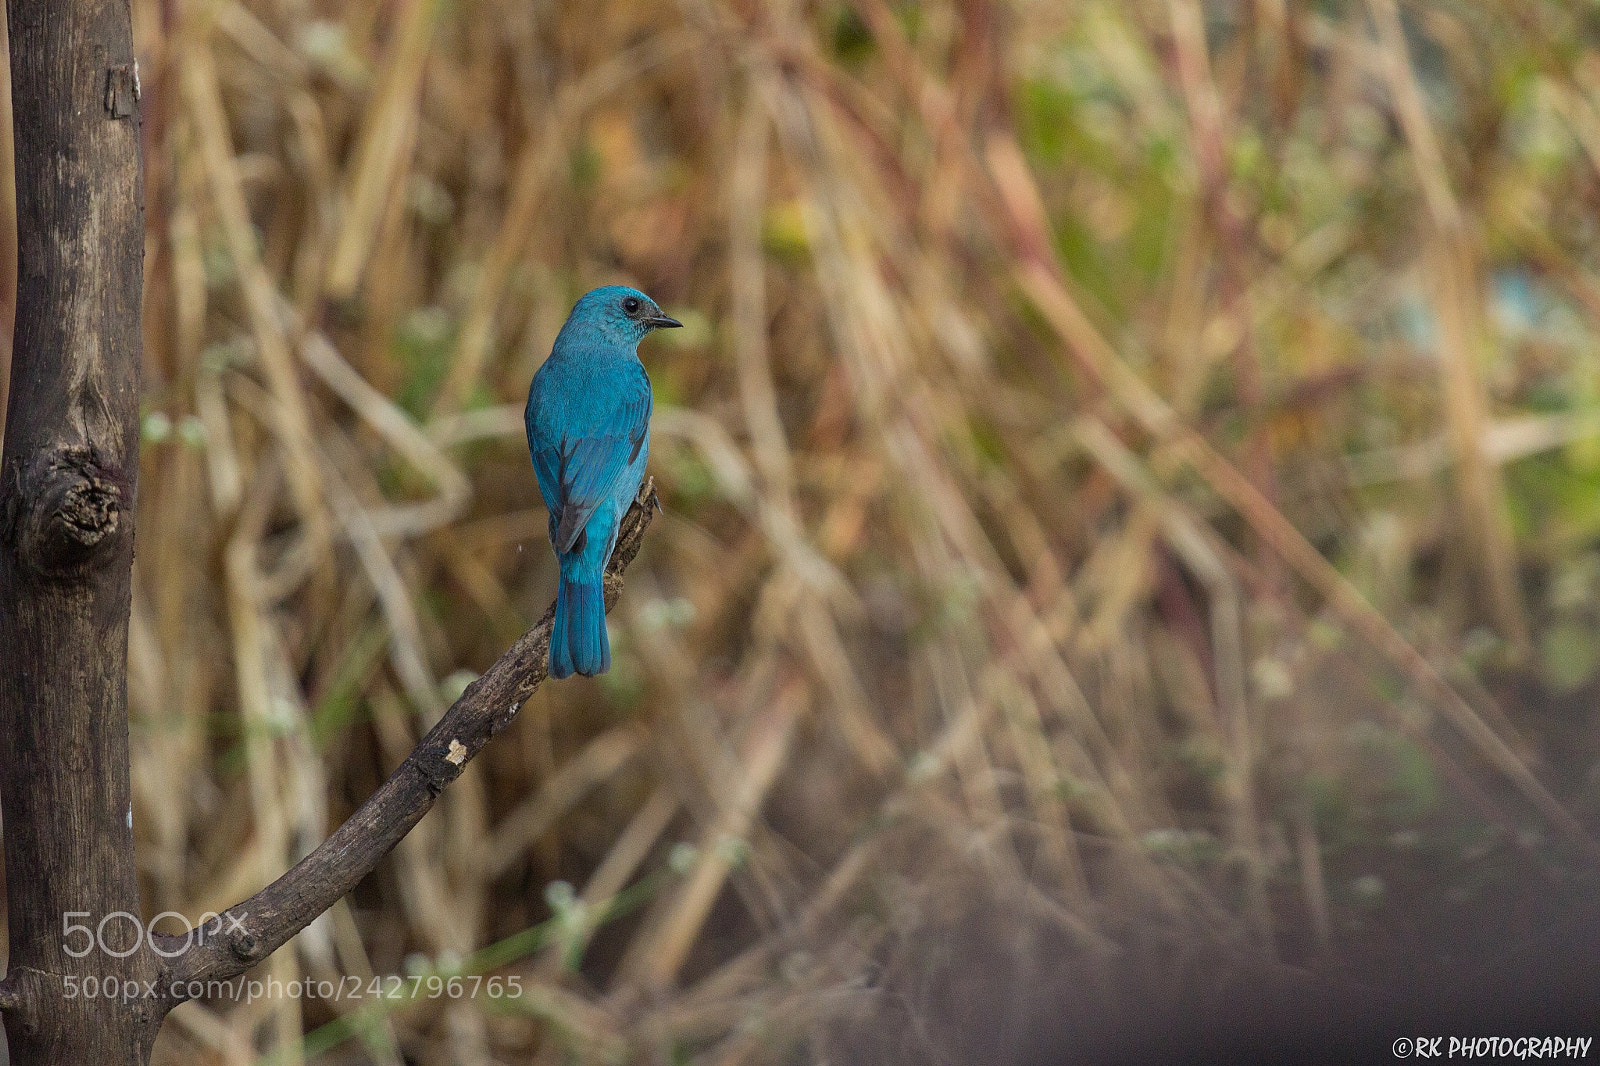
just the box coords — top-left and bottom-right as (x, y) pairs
(0, 0), (160, 1058)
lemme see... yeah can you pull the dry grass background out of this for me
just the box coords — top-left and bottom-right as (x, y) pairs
(4, 0), (1600, 1062)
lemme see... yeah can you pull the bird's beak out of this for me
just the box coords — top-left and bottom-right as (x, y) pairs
(645, 314), (683, 329)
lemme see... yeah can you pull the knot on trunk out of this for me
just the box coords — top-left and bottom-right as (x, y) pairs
(0, 967), (45, 1034)
(6, 447), (127, 576)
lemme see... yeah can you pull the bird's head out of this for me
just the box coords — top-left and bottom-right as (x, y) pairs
(562, 285), (682, 347)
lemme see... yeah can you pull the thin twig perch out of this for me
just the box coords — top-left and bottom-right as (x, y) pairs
(160, 480), (659, 998)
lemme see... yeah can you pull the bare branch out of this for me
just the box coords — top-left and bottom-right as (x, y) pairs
(160, 481), (660, 1000)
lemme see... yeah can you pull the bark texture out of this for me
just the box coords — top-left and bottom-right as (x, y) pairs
(0, 0), (160, 1058)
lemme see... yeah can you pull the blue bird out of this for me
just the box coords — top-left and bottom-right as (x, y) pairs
(526, 285), (680, 678)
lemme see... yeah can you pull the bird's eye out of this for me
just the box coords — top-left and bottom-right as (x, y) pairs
(622, 297), (641, 314)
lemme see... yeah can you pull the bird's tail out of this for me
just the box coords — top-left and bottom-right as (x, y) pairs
(549, 577), (609, 678)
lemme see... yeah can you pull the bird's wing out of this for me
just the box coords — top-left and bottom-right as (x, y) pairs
(528, 442), (564, 527)
(548, 378), (651, 555)
(526, 368), (566, 520)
